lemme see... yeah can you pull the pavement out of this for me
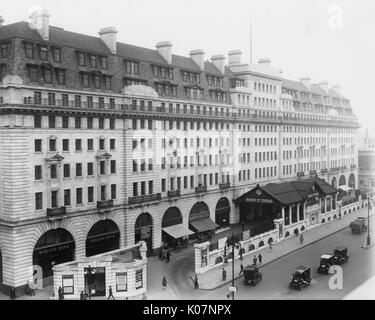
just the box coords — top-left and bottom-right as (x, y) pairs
(0, 203), (371, 300)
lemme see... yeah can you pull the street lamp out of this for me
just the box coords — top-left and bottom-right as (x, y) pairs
(367, 194), (371, 247)
(86, 265), (94, 300)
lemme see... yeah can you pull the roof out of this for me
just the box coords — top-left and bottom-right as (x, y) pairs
(294, 266), (310, 272)
(282, 78), (308, 92)
(321, 254), (333, 259)
(0, 21), (228, 76)
(235, 177), (338, 205)
(162, 223), (194, 239)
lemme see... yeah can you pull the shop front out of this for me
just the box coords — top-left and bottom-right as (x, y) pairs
(33, 228), (76, 287)
(189, 202), (219, 238)
(215, 198), (231, 227)
(135, 213), (153, 256)
(86, 220), (120, 257)
(162, 207), (194, 250)
(53, 242), (147, 300)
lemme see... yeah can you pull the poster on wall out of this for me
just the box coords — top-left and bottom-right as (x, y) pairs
(201, 249), (207, 267)
(242, 230), (250, 241)
(218, 237), (227, 249)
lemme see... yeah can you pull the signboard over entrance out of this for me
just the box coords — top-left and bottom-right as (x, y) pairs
(245, 198), (273, 204)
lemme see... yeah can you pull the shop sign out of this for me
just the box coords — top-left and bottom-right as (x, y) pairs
(36, 242), (74, 255)
(89, 232), (118, 244)
(201, 249), (207, 267)
(245, 198), (273, 204)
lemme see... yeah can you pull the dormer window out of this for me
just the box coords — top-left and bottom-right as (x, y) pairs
(207, 75), (223, 87)
(78, 52), (85, 67)
(90, 55), (97, 68)
(25, 43), (34, 58)
(124, 60), (139, 74)
(153, 65), (173, 80)
(43, 68), (52, 83)
(52, 47), (61, 63)
(1, 43), (9, 58)
(101, 56), (108, 70)
(181, 71), (200, 84)
(39, 47), (48, 61)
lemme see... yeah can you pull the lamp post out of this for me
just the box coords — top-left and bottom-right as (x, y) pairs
(86, 265), (94, 300)
(367, 194), (371, 247)
(231, 233), (235, 301)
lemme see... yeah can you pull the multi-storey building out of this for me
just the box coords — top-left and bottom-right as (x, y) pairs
(358, 131), (375, 196)
(0, 11), (359, 296)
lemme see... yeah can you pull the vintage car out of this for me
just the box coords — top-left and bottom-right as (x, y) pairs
(243, 265), (262, 286)
(332, 246), (349, 265)
(289, 266), (311, 290)
(350, 218), (367, 234)
(317, 254), (334, 274)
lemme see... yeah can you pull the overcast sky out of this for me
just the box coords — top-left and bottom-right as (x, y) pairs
(2, 0), (374, 136)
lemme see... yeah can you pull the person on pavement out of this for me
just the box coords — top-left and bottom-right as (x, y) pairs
(162, 274), (167, 290)
(107, 285), (115, 300)
(300, 234), (304, 244)
(258, 253), (263, 264)
(58, 287), (64, 300)
(193, 275), (199, 289)
(222, 268), (227, 281)
(166, 250), (170, 263)
(239, 263), (244, 275)
(253, 255), (258, 266)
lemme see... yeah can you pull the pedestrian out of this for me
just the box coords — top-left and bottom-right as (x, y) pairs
(80, 291), (86, 300)
(58, 286), (64, 300)
(300, 234), (304, 245)
(193, 275), (199, 289)
(166, 250), (170, 263)
(258, 253), (262, 264)
(107, 285), (115, 300)
(159, 247), (163, 260)
(239, 263), (244, 275)
(10, 287), (16, 300)
(253, 255), (258, 266)
(162, 274), (167, 290)
(222, 268), (227, 281)
(239, 248), (243, 261)
(142, 293), (147, 300)
(269, 242), (273, 251)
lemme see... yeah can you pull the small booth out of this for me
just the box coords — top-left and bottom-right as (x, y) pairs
(53, 242), (147, 300)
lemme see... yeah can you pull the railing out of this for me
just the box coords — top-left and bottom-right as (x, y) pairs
(195, 186), (207, 194)
(128, 193), (161, 205)
(97, 199), (114, 209)
(297, 172), (305, 177)
(167, 190), (181, 198)
(350, 164), (356, 169)
(340, 166), (347, 170)
(47, 206), (66, 217)
(321, 168), (328, 174)
(219, 182), (231, 190)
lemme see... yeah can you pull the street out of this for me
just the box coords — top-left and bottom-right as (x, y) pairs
(202, 219), (375, 300)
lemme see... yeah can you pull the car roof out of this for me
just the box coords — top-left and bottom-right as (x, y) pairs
(321, 254), (333, 259)
(293, 266), (310, 272)
(245, 265), (258, 271)
(335, 246), (347, 251)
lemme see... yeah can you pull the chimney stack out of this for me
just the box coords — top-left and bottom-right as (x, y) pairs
(29, 10), (50, 41)
(332, 84), (341, 94)
(189, 49), (205, 71)
(211, 55), (226, 74)
(228, 50), (242, 66)
(0, 16), (4, 27)
(318, 81), (329, 92)
(258, 58), (271, 66)
(156, 41), (173, 64)
(99, 27), (118, 54)
(300, 77), (311, 90)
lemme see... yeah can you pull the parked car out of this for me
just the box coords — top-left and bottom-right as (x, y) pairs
(332, 246), (349, 265)
(317, 254), (334, 274)
(243, 266), (263, 286)
(289, 266), (311, 290)
(350, 218), (367, 234)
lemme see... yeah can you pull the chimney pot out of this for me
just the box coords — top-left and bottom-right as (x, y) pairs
(29, 10), (50, 40)
(211, 54), (226, 74)
(228, 50), (242, 66)
(156, 41), (173, 64)
(258, 58), (271, 66)
(189, 49), (205, 71)
(99, 27), (118, 54)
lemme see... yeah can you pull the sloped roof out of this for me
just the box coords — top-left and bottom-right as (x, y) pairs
(282, 78), (308, 92)
(310, 84), (326, 96)
(262, 182), (304, 205)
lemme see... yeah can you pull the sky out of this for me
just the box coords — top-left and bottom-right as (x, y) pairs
(2, 0), (374, 136)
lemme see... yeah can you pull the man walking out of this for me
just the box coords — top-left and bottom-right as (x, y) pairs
(222, 268), (227, 281)
(239, 263), (244, 275)
(193, 275), (199, 289)
(269, 242), (272, 251)
(300, 234), (304, 245)
(166, 250), (170, 263)
(162, 274), (167, 290)
(107, 285), (115, 300)
(258, 253), (262, 264)
(58, 287), (64, 300)
(253, 255), (258, 266)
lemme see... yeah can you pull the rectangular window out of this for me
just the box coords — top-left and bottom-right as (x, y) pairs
(75, 117), (81, 129)
(87, 117), (93, 129)
(62, 139), (69, 151)
(99, 118), (104, 129)
(49, 139), (56, 152)
(104, 76), (112, 90)
(110, 139), (115, 150)
(100, 161), (106, 174)
(48, 116), (56, 128)
(76, 188), (83, 205)
(101, 56), (108, 69)
(35, 192), (43, 210)
(35, 166), (42, 180)
(35, 139), (42, 152)
(116, 272), (127, 292)
(25, 43), (33, 58)
(43, 68), (52, 83)
(75, 95), (81, 108)
(1, 43), (9, 58)
(62, 94), (69, 107)
(110, 119), (115, 130)
(76, 163), (82, 177)
(87, 139), (94, 151)
(88, 187), (94, 203)
(62, 163), (70, 178)
(141, 181), (146, 195)
(110, 160), (116, 174)
(64, 189), (71, 206)
(51, 190), (58, 208)
(50, 164), (57, 179)
(148, 180), (153, 194)
(29, 66), (38, 82)
(87, 162), (94, 176)
(34, 115), (42, 128)
(53, 47), (61, 63)
(101, 185), (106, 201)
(81, 73), (89, 87)
(111, 184), (117, 200)
(75, 139), (82, 151)
(99, 138), (105, 150)
(133, 182), (138, 197)
(48, 93), (56, 106)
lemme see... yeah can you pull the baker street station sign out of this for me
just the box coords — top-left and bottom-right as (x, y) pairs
(244, 189), (273, 204)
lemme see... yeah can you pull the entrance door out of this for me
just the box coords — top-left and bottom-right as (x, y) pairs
(86, 220), (120, 257)
(135, 213), (153, 255)
(84, 267), (106, 297)
(215, 198), (230, 227)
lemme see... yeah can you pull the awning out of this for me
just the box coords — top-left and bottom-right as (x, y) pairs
(163, 224), (194, 239)
(339, 185), (352, 192)
(189, 218), (219, 233)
